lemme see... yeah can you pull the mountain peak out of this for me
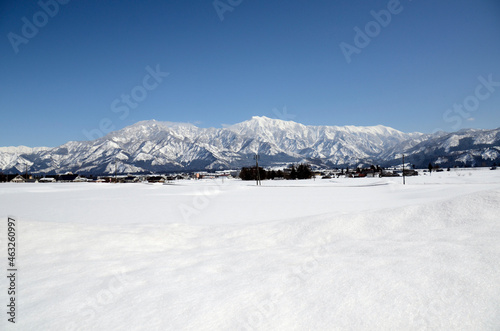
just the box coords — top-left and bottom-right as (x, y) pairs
(250, 115), (276, 122)
(246, 116), (288, 125)
(2, 118), (498, 175)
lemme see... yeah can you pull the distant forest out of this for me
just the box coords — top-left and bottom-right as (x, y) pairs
(239, 163), (313, 181)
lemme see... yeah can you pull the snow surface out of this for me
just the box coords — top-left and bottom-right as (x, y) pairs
(1, 169), (500, 330)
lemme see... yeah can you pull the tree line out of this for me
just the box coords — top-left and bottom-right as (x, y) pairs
(239, 163), (313, 181)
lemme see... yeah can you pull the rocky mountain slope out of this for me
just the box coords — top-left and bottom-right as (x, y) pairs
(1, 117), (499, 174)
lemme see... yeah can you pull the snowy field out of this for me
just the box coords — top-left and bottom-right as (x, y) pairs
(1, 169), (500, 330)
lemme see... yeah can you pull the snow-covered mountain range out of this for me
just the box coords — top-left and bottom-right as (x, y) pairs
(1, 116), (499, 174)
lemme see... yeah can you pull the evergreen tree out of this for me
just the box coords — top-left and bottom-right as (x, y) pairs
(258, 167), (267, 180)
(296, 163), (312, 179)
(290, 165), (297, 180)
(239, 166), (269, 181)
(239, 167), (254, 180)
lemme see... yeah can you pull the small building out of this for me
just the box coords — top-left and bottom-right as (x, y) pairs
(39, 177), (56, 183)
(381, 170), (400, 177)
(123, 175), (139, 183)
(58, 174), (79, 182)
(146, 175), (165, 183)
(402, 169), (419, 176)
(10, 175), (26, 183)
(73, 176), (89, 182)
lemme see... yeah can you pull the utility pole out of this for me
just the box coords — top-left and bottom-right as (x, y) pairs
(402, 154), (406, 185)
(114, 158), (117, 183)
(254, 154), (261, 186)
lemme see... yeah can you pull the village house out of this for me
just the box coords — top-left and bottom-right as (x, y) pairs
(39, 177), (56, 183)
(10, 175), (26, 183)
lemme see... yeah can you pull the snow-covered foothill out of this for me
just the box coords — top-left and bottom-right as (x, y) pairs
(0, 169), (499, 330)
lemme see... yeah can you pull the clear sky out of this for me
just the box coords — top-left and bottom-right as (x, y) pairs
(1, 0), (500, 147)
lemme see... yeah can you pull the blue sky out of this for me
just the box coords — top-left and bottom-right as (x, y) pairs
(1, 0), (500, 147)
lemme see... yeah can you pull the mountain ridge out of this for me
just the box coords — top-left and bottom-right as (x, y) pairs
(1, 117), (499, 174)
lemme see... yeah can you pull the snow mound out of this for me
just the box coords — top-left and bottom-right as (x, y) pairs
(1, 174), (499, 330)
